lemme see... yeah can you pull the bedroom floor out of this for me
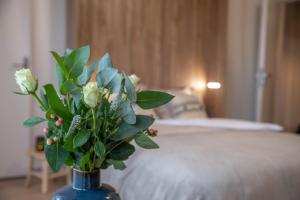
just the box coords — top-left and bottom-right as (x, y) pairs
(0, 177), (65, 200)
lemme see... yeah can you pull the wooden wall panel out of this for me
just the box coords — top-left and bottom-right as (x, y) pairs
(69, 0), (227, 117)
(272, 2), (300, 131)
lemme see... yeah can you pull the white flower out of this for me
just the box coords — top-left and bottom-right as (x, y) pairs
(83, 82), (99, 108)
(15, 68), (37, 94)
(128, 74), (140, 86)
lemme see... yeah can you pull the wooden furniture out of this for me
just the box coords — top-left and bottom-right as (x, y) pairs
(25, 150), (71, 193)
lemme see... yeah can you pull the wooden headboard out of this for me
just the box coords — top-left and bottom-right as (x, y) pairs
(67, 0), (227, 117)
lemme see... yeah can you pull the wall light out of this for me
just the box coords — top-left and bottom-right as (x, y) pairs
(207, 82), (221, 89)
(191, 80), (206, 91)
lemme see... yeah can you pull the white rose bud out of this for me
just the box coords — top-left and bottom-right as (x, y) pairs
(83, 82), (99, 108)
(128, 74), (140, 86)
(15, 68), (37, 94)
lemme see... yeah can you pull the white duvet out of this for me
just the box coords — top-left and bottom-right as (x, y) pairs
(102, 119), (300, 200)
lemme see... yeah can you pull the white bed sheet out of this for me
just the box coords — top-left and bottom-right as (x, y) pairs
(102, 120), (300, 200)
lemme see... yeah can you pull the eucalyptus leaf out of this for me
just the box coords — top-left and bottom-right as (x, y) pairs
(124, 74), (136, 102)
(73, 129), (90, 148)
(119, 100), (136, 124)
(44, 84), (73, 121)
(109, 142), (135, 161)
(78, 60), (98, 85)
(108, 73), (122, 93)
(107, 159), (126, 170)
(135, 133), (159, 149)
(99, 53), (114, 70)
(23, 116), (46, 128)
(60, 80), (82, 106)
(111, 115), (154, 141)
(136, 90), (174, 109)
(51, 51), (68, 78)
(64, 46), (90, 78)
(45, 142), (68, 172)
(96, 67), (118, 87)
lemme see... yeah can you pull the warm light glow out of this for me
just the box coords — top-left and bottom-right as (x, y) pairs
(191, 80), (206, 91)
(207, 82), (221, 89)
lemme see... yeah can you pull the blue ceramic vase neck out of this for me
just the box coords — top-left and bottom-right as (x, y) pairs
(72, 169), (101, 190)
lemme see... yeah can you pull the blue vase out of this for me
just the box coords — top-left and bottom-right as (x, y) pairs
(52, 169), (120, 200)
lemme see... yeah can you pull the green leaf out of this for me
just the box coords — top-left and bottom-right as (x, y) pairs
(64, 154), (75, 167)
(80, 152), (90, 170)
(111, 115), (154, 141)
(55, 64), (66, 88)
(99, 53), (114, 70)
(64, 45), (90, 78)
(60, 80), (82, 106)
(51, 51), (68, 88)
(78, 60), (98, 85)
(73, 129), (90, 148)
(94, 141), (106, 159)
(136, 90), (174, 109)
(40, 89), (49, 109)
(119, 100), (136, 124)
(45, 142), (68, 172)
(63, 135), (75, 152)
(135, 133), (159, 149)
(109, 142), (135, 160)
(108, 73), (123, 95)
(96, 67), (118, 87)
(124, 74), (136, 102)
(44, 84), (73, 121)
(107, 159), (126, 170)
(23, 116), (46, 128)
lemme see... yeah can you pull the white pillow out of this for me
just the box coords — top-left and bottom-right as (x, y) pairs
(155, 89), (207, 119)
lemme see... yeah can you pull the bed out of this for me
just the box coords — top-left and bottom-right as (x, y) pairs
(102, 118), (300, 200)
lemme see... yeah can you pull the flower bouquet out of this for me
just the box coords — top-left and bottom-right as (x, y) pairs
(15, 45), (173, 173)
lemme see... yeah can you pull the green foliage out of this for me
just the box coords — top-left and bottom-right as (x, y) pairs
(45, 142), (68, 172)
(94, 141), (105, 159)
(137, 90), (174, 109)
(78, 60), (98, 85)
(107, 160), (126, 170)
(135, 133), (159, 149)
(109, 142), (135, 160)
(96, 67), (118, 87)
(17, 45), (174, 172)
(118, 100), (136, 124)
(124, 74), (136, 102)
(44, 84), (73, 121)
(73, 129), (90, 148)
(111, 115), (154, 141)
(63, 45), (90, 78)
(23, 116), (46, 127)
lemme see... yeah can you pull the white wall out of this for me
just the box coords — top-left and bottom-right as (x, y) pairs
(31, 0), (67, 140)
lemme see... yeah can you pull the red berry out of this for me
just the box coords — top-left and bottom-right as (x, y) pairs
(55, 120), (62, 126)
(42, 127), (49, 133)
(58, 117), (63, 122)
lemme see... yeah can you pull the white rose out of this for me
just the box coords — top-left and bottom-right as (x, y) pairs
(15, 68), (37, 94)
(83, 82), (99, 108)
(128, 74), (140, 86)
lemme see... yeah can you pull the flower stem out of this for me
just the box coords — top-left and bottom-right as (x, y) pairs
(92, 108), (97, 170)
(32, 92), (47, 111)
